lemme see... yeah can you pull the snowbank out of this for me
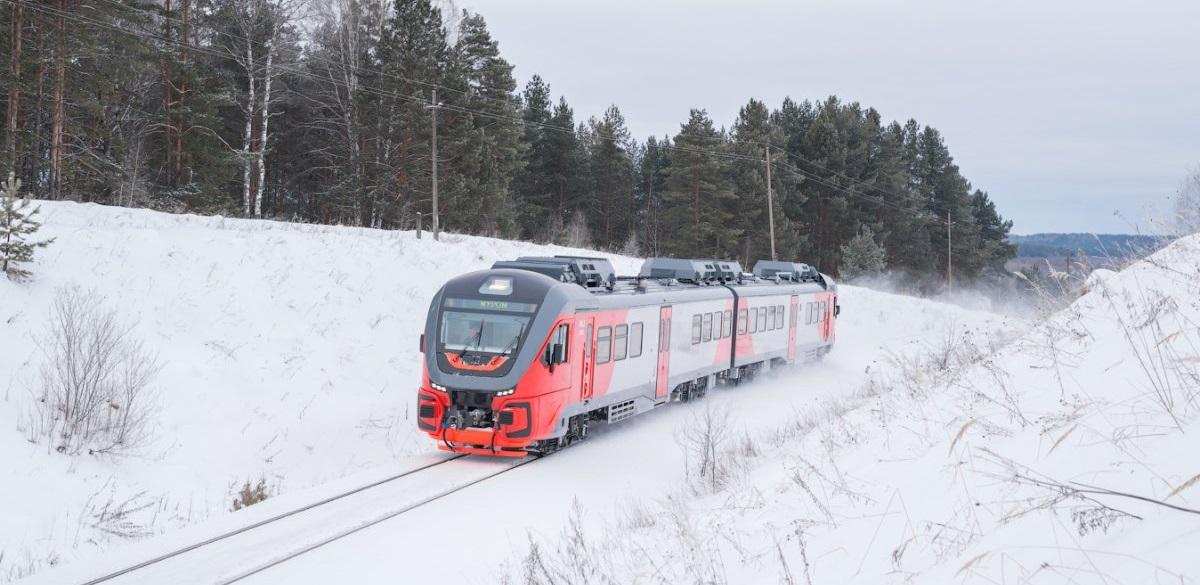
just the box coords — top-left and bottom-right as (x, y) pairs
(509, 234), (1200, 584)
(0, 202), (637, 580)
(1, 201), (1029, 584)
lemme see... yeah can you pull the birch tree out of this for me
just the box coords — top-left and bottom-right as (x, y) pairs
(222, 0), (305, 217)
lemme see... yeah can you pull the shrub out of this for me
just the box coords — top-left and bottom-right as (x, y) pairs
(232, 478), (272, 511)
(28, 287), (161, 455)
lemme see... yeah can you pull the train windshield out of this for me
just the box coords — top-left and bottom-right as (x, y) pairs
(439, 297), (538, 356)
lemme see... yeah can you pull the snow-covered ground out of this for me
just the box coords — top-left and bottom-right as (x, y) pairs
(0, 202), (641, 581)
(489, 234), (1200, 584)
(5, 202), (1195, 584)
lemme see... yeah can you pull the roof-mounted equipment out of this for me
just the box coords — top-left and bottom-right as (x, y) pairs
(752, 260), (823, 284)
(639, 258), (742, 284)
(491, 255), (615, 289)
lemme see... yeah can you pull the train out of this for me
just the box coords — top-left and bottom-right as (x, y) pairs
(416, 255), (839, 456)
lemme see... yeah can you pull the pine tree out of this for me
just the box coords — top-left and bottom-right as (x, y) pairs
(514, 75), (554, 238)
(838, 226), (887, 280)
(0, 173), (52, 280)
(541, 98), (587, 242)
(636, 135), (671, 255)
(729, 98), (802, 265)
(661, 109), (737, 258)
(447, 11), (524, 237)
(587, 105), (635, 249)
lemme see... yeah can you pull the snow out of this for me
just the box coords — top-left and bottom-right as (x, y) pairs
(0, 201), (637, 581)
(5, 201), (1196, 584)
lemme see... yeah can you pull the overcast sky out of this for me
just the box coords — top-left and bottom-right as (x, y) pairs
(459, 0), (1199, 234)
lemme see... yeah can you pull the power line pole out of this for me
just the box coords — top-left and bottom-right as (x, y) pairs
(946, 209), (953, 293)
(765, 145), (777, 261)
(429, 89), (440, 241)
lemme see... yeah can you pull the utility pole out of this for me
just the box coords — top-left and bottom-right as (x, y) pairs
(429, 89), (440, 241)
(765, 145), (777, 260)
(946, 210), (953, 294)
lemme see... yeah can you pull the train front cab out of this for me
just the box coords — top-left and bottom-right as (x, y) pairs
(417, 270), (586, 457)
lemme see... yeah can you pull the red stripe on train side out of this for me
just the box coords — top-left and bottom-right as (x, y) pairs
(584, 307), (631, 400)
(734, 296), (756, 358)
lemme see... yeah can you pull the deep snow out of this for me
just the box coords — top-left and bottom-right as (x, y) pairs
(488, 233), (1200, 584)
(2, 201), (1021, 584)
(1, 201), (643, 581)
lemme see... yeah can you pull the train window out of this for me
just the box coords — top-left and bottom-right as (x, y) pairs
(549, 323), (569, 363)
(749, 308), (758, 334)
(776, 305), (784, 329)
(758, 307), (767, 332)
(614, 324), (628, 361)
(691, 315), (702, 345)
(807, 303), (815, 325)
(597, 327), (612, 363)
(767, 306), (776, 331)
(584, 324), (593, 358)
(702, 313), (713, 342)
(714, 311), (723, 339)
(738, 309), (748, 335)
(819, 302), (827, 322)
(630, 322), (643, 357)
(723, 310), (732, 338)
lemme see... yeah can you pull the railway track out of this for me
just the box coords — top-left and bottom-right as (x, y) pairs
(43, 454), (531, 585)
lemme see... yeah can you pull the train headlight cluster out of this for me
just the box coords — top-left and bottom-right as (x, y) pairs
(496, 388), (515, 397)
(431, 382), (447, 392)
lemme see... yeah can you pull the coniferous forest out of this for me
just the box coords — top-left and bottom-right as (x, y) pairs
(0, 0), (1015, 287)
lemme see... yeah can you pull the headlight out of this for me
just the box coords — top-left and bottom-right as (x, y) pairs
(431, 382), (447, 392)
(496, 388), (515, 397)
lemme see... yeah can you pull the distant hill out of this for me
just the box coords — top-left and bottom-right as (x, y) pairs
(1009, 233), (1167, 259)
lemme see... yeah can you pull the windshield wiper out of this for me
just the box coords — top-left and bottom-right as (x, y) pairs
(499, 334), (521, 357)
(459, 321), (485, 359)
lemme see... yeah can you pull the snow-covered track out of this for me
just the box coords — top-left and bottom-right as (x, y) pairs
(61, 454), (531, 585)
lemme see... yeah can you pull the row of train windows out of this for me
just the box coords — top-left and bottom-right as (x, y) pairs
(690, 304), (788, 345)
(805, 301), (828, 325)
(594, 322), (645, 365)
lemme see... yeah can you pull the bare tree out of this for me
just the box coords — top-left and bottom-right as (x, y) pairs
(1175, 165), (1200, 236)
(31, 287), (161, 455)
(224, 0), (307, 218)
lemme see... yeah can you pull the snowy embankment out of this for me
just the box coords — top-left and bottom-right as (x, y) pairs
(3, 203), (1019, 584)
(0, 202), (641, 580)
(508, 236), (1200, 584)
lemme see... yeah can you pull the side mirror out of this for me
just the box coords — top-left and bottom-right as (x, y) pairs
(419, 333), (426, 354)
(546, 343), (565, 371)
(834, 305), (841, 317)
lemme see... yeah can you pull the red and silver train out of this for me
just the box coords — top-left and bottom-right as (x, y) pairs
(417, 256), (838, 456)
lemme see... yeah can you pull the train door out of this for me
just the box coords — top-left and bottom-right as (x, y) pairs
(580, 316), (595, 401)
(821, 297), (833, 342)
(655, 306), (672, 400)
(787, 295), (799, 362)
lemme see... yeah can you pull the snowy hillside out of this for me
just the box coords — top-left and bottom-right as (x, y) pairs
(1, 202), (1022, 584)
(0, 202), (645, 580)
(502, 235), (1200, 584)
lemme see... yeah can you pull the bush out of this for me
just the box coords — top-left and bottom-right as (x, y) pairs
(232, 478), (272, 511)
(28, 287), (161, 455)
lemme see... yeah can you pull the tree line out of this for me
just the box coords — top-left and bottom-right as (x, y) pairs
(0, 0), (1015, 287)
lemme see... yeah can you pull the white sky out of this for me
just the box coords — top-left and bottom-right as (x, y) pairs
(459, 0), (1199, 234)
